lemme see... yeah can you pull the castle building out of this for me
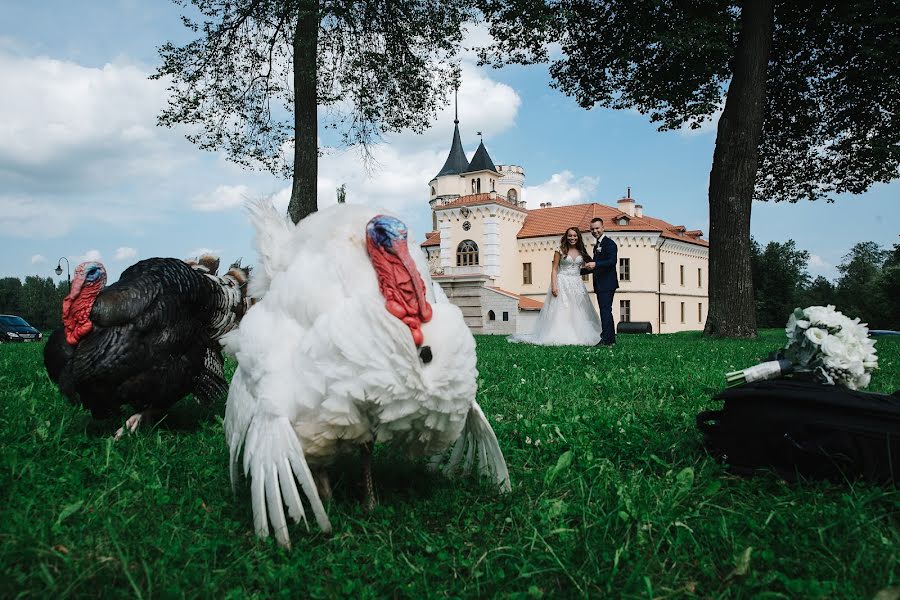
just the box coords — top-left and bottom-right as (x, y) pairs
(421, 118), (709, 336)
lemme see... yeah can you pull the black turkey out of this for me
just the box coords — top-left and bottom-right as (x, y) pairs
(43, 257), (251, 438)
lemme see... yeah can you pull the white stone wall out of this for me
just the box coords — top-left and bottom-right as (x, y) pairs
(481, 290), (519, 335)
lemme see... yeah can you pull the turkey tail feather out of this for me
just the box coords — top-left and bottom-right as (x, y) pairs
(438, 402), (511, 493)
(246, 197), (295, 300)
(238, 414), (332, 547)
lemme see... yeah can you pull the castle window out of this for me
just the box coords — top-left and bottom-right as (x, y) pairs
(522, 262), (532, 285)
(660, 262), (665, 284)
(680, 302), (685, 323)
(471, 179), (476, 193)
(502, 311), (509, 321)
(619, 257), (630, 281)
(661, 301), (666, 323)
(491, 179), (495, 191)
(620, 300), (631, 322)
(488, 310), (496, 321)
(680, 265), (685, 286)
(477, 178), (482, 193)
(698, 302), (703, 322)
(508, 189), (517, 202)
(618, 218), (628, 226)
(698, 267), (702, 287)
(431, 186), (436, 196)
(456, 239), (479, 266)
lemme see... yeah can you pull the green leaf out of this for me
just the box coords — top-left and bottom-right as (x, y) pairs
(702, 480), (722, 496)
(545, 450), (573, 485)
(675, 467), (694, 493)
(56, 501), (84, 527)
(734, 546), (753, 576)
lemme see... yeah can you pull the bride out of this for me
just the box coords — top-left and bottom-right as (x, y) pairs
(509, 227), (604, 346)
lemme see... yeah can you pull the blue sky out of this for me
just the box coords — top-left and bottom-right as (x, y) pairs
(1, 0), (896, 285)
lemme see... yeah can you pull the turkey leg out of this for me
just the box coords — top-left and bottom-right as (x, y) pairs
(314, 469), (333, 501)
(361, 441), (376, 512)
(114, 408), (164, 440)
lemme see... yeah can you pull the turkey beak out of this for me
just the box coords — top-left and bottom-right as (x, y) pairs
(392, 240), (433, 324)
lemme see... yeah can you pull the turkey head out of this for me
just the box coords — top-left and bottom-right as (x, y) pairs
(62, 261), (107, 345)
(365, 215), (433, 346)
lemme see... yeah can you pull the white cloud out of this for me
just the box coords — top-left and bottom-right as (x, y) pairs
(0, 51), (182, 192)
(191, 184), (253, 212)
(114, 246), (137, 261)
(523, 171), (600, 208)
(186, 247), (220, 261)
(30, 254), (46, 264)
(808, 254), (838, 279)
(76, 249), (102, 263)
(381, 62), (521, 152)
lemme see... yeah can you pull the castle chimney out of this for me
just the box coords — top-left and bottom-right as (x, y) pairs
(617, 196), (635, 217)
(635, 204), (643, 218)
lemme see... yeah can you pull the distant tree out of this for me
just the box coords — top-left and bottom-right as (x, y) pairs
(750, 238), (810, 327)
(0, 277), (23, 316)
(477, 0), (900, 338)
(876, 244), (900, 330)
(155, 0), (473, 223)
(834, 241), (889, 327)
(19, 276), (62, 330)
(798, 275), (836, 309)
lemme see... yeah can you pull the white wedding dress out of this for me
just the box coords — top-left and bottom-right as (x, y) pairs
(509, 253), (604, 346)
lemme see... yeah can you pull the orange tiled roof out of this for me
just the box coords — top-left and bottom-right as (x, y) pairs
(517, 203), (708, 247)
(421, 199), (708, 247)
(489, 286), (544, 311)
(421, 231), (440, 247)
(433, 193), (527, 213)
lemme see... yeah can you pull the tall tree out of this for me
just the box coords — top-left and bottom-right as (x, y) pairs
(834, 241), (888, 327)
(750, 238), (810, 327)
(876, 244), (900, 330)
(798, 275), (836, 310)
(19, 276), (62, 330)
(0, 277), (23, 317)
(155, 0), (473, 223)
(477, 0), (900, 337)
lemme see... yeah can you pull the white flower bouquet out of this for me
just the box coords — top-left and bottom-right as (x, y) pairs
(725, 305), (878, 390)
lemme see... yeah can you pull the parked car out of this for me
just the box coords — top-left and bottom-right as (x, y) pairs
(0, 315), (43, 343)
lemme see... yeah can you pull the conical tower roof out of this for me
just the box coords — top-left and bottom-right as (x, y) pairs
(467, 140), (497, 173)
(435, 122), (469, 178)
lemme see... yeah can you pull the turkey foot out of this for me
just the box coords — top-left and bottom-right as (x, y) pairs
(361, 441), (376, 512)
(314, 469), (333, 501)
(114, 408), (162, 440)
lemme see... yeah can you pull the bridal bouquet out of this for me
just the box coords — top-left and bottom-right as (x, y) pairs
(725, 305), (878, 390)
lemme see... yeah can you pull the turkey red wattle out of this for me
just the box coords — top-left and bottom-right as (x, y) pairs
(62, 261), (107, 345)
(366, 215), (432, 347)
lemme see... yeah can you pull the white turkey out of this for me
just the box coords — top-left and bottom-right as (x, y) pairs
(224, 200), (510, 547)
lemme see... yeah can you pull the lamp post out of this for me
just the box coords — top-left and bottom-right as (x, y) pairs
(55, 257), (70, 290)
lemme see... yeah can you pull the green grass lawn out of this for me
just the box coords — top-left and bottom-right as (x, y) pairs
(1, 331), (898, 598)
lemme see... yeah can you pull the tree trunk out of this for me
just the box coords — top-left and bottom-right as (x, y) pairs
(288, 0), (319, 224)
(703, 0), (774, 338)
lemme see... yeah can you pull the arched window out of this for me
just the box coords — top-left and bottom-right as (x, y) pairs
(488, 310), (496, 321)
(471, 179), (477, 193)
(508, 189), (518, 202)
(476, 178), (482, 193)
(431, 186), (436, 196)
(456, 239), (479, 266)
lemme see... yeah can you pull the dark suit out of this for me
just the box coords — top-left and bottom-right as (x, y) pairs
(582, 235), (618, 344)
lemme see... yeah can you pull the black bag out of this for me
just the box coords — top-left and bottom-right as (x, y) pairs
(697, 380), (900, 484)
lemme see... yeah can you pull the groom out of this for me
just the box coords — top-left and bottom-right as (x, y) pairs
(582, 217), (618, 346)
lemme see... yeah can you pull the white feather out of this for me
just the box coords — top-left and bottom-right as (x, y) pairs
(226, 201), (510, 548)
